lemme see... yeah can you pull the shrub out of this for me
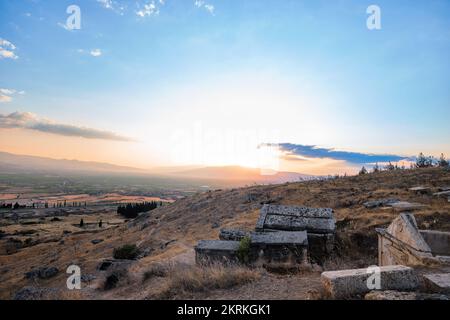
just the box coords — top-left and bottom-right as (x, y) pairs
(143, 263), (169, 282)
(237, 236), (251, 264)
(358, 167), (368, 175)
(438, 153), (449, 168)
(113, 244), (140, 260)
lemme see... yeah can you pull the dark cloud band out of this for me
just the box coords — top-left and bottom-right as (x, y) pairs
(265, 143), (409, 164)
(0, 111), (133, 142)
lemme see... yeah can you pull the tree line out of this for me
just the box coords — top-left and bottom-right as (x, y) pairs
(117, 201), (161, 219)
(359, 153), (449, 175)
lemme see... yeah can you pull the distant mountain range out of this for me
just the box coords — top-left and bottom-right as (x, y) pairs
(0, 151), (314, 184)
(170, 166), (313, 184)
(0, 151), (145, 175)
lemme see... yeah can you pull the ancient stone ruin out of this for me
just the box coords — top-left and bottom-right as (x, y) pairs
(376, 213), (450, 266)
(255, 204), (335, 262)
(195, 204), (336, 268)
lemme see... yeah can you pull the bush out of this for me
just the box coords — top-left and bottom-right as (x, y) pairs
(143, 263), (169, 282)
(358, 167), (368, 175)
(113, 244), (140, 260)
(237, 236), (251, 264)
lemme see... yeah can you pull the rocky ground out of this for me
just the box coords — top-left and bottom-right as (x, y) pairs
(0, 167), (449, 300)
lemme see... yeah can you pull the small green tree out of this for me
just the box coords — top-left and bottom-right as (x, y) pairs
(113, 244), (140, 260)
(373, 163), (380, 173)
(416, 152), (434, 168)
(237, 236), (251, 264)
(79, 219), (84, 228)
(385, 162), (395, 171)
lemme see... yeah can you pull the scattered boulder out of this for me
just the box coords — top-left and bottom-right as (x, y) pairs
(25, 267), (59, 280)
(91, 239), (103, 245)
(321, 265), (419, 299)
(13, 286), (58, 300)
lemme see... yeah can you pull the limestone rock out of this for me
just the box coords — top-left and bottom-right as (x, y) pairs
(423, 273), (450, 294)
(219, 229), (249, 241)
(365, 290), (448, 300)
(321, 265), (419, 299)
(25, 267), (59, 280)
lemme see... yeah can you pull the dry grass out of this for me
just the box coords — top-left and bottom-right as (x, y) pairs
(147, 262), (262, 299)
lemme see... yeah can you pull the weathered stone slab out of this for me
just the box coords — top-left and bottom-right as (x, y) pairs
(219, 229), (249, 241)
(386, 213), (431, 253)
(365, 290), (448, 300)
(409, 186), (431, 195)
(262, 214), (335, 234)
(196, 240), (240, 251)
(195, 240), (240, 264)
(388, 201), (427, 212)
(363, 198), (399, 209)
(434, 190), (450, 198)
(250, 231), (308, 246)
(321, 265), (419, 299)
(259, 205), (333, 219)
(423, 273), (450, 294)
(256, 205), (335, 234)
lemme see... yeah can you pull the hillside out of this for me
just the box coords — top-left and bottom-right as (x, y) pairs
(0, 167), (449, 299)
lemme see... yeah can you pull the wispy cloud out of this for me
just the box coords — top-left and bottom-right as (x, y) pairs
(97, 0), (126, 15)
(0, 38), (18, 59)
(0, 89), (25, 103)
(96, 0), (215, 17)
(136, 1), (161, 17)
(90, 49), (102, 57)
(194, 0), (215, 15)
(264, 143), (409, 164)
(0, 111), (133, 142)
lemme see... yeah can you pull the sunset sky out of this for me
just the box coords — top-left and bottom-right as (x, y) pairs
(1, 0), (449, 175)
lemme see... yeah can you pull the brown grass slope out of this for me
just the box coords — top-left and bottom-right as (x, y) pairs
(0, 167), (449, 299)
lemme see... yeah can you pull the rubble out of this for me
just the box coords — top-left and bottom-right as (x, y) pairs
(376, 213), (450, 266)
(321, 265), (418, 299)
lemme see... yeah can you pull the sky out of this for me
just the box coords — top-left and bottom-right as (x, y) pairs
(0, 0), (449, 175)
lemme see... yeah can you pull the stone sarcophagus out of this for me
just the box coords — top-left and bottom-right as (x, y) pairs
(255, 205), (336, 262)
(195, 204), (336, 267)
(376, 213), (450, 267)
(195, 231), (308, 268)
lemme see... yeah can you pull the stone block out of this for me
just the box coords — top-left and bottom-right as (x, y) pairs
(321, 265), (419, 299)
(195, 240), (240, 264)
(422, 273), (450, 294)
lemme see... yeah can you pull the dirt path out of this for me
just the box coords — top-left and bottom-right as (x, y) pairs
(189, 271), (322, 300)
